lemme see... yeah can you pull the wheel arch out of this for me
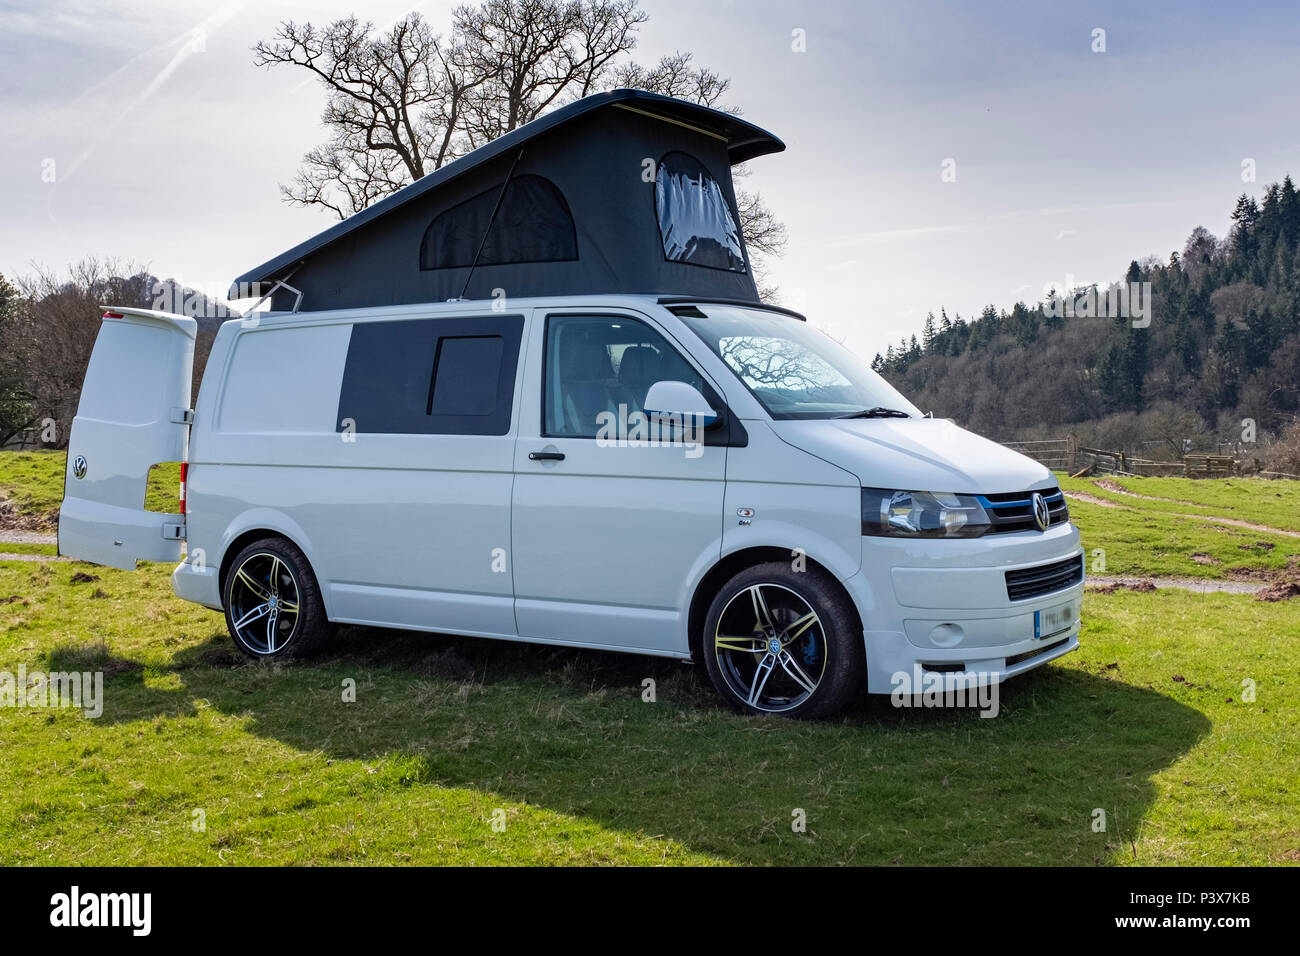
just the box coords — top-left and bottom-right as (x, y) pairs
(217, 526), (329, 618)
(219, 528), (285, 594)
(686, 546), (864, 664)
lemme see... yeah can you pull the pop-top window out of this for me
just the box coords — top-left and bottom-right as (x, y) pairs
(654, 152), (746, 273)
(419, 174), (577, 271)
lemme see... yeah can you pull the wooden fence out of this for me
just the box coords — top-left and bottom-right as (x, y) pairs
(997, 438), (1071, 470)
(999, 435), (1251, 478)
(1182, 455), (1236, 478)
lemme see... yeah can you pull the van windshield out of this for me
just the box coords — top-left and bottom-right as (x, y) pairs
(673, 305), (920, 420)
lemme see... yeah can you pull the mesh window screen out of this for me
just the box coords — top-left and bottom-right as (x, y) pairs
(419, 175), (578, 270)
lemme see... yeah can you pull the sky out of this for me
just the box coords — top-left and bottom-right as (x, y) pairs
(3, 0), (1299, 360)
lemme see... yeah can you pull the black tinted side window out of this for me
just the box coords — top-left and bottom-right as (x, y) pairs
(337, 314), (522, 435)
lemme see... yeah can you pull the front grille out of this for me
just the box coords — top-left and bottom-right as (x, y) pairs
(1005, 554), (1083, 601)
(977, 488), (1070, 534)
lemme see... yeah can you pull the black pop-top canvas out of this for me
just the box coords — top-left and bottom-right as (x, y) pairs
(231, 89), (786, 312)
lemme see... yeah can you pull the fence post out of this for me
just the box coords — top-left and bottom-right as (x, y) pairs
(1066, 434), (1078, 473)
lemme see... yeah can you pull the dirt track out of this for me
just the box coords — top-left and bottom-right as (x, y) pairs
(1086, 575), (1265, 595)
(1064, 488), (1300, 538)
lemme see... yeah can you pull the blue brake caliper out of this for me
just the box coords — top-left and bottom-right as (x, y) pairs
(803, 634), (819, 671)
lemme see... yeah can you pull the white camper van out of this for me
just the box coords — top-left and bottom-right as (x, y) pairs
(58, 91), (1082, 718)
(59, 296), (1082, 718)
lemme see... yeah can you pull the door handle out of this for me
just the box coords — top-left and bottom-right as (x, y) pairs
(528, 451), (565, 461)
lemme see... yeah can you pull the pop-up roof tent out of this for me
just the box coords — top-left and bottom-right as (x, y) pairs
(231, 89), (784, 312)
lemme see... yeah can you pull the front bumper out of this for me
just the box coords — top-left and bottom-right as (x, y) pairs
(843, 523), (1084, 693)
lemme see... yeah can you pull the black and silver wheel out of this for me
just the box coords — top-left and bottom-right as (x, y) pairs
(701, 562), (864, 718)
(223, 537), (331, 659)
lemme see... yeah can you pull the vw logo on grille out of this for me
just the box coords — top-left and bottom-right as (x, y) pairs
(1031, 492), (1050, 531)
(72, 455), (88, 480)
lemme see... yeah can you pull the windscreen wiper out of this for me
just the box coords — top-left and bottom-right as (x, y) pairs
(835, 407), (912, 419)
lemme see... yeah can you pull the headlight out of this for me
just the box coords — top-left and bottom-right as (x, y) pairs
(861, 488), (992, 538)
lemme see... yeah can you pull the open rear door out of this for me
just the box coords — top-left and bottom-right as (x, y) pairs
(58, 306), (197, 570)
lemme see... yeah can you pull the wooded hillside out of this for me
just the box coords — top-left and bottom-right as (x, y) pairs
(874, 179), (1300, 462)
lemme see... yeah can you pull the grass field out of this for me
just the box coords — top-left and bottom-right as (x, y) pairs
(1058, 473), (1300, 580)
(0, 450), (65, 520)
(0, 451), (179, 522)
(1, 451), (1297, 865)
(1059, 473), (1300, 533)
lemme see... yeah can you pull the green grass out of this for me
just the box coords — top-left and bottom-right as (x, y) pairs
(1076, 590), (1299, 864)
(0, 450), (66, 517)
(1, 452), (1297, 865)
(0, 542), (58, 556)
(0, 451), (178, 518)
(0, 559), (1296, 865)
(1062, 496), (1299, 580)
(144, 462), (182, 514)
(1059, 473), (1300, 534)
(1054, 472), (1300, 580)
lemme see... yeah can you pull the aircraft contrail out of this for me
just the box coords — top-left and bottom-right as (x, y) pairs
(60, 1), (248, 184)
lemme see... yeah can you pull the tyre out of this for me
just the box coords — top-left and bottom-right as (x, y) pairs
(701, 561), (864, 718)
(223, 537), (332, 659)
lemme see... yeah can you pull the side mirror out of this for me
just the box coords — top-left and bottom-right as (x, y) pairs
(643, 380), (719, 429)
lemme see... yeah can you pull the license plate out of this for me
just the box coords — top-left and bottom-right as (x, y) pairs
(1034, 600), (1077, 639)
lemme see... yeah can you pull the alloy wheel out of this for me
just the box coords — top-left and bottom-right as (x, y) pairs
(228, 552), (302, 655)
(713, 583), (827, 713)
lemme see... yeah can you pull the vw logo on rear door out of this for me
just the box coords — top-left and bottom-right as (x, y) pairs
(1031, 492), (1050, 531)
(72, 455), (88, 479)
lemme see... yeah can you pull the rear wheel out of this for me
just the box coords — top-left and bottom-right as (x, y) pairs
(701, 562), (864, 718)
(223, 537), (331, 659)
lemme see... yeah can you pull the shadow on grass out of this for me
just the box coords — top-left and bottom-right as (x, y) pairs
(125, 625), (1210, 865)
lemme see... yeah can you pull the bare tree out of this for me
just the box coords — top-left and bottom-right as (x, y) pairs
(1142, 400), (1209, 459)
(254, 4), (646, 214)
(0, 273), (37, 446)
(1263, 417), (1300, 475)
(735, 177), (788, 293)
(253, 13), (482, 217)
(10, 259), (155, 448)
(1181, 225), (1222, 285)
(455, 0), (646, 147)
(608, 50), (730, 108)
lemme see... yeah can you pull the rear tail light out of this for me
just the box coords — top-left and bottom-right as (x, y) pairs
(179, 463), (188, 516)
(102, 311), (124, 319)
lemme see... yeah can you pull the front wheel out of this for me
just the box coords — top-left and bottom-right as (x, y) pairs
(223, 537), (332, 659)
(701, 562), (865, 718)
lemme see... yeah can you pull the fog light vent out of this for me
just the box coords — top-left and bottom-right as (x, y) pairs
(927, 623), (964, 648)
